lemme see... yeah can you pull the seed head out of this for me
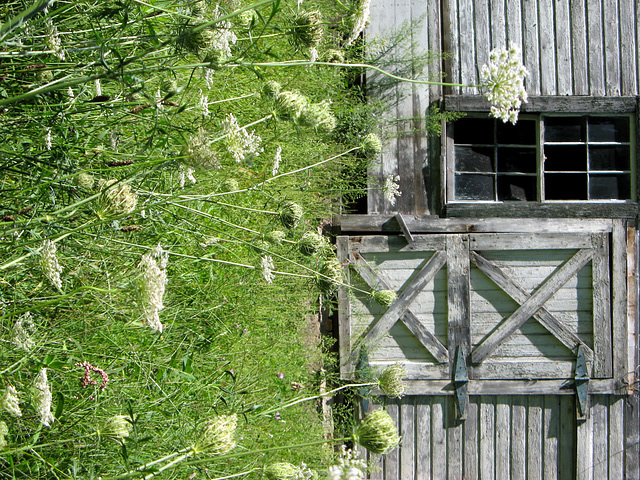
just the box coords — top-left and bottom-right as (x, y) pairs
(266, 230), (286, 244)
(264, 462), (313, 480)
(181, 129), (219, 171)
(344, 0), (371, 47)
(371, 289), (396, 308)
(354, 409), (400, 454)
(274, 91), (308, 121)
(317, 258), (343, 293)
(193, 414), (237, 454)
(361, 133), (382, 156)
(298, 100), (336, 132)
(13, 312), (35, 351)
(95, 179), (138, 217)
(98, 415), (131, 440)
(262, 80), (282, 100)
(279, 201), (304, 229)
(289, 11), (323, 50)
(377, 363), (406, 398)
(138, 244), (168, 333)
(298, 231), (327, 256)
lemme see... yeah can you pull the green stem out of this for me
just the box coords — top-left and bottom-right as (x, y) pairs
(230, 60), (483, 88)
(261, 382), (377, 416)
(143, 450), (194, 480)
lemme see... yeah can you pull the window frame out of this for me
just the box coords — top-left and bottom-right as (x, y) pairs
(442, 96), (639, 218)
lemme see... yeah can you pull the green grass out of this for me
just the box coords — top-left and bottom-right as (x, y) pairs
(0, 0), (387, 477)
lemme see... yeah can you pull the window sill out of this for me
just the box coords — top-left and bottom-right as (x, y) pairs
(444, 202), (638, 219)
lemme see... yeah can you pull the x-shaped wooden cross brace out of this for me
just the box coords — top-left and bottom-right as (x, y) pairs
(348, 251), (449, 364)
(470, 249), (595, 364)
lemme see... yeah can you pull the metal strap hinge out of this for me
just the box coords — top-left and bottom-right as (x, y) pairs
(575, 345), (590, 420)
(454, 345), (469, 420)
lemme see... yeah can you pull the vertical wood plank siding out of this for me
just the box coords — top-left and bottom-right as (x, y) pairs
(443, 0), (640, 96)
(366, 395), (640, 479)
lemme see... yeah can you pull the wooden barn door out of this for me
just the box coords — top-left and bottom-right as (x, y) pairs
(337, 222), (636, 479)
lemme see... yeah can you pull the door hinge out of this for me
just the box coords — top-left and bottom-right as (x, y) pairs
(454, 345), (469, 420)
(575, 345), (590, 420)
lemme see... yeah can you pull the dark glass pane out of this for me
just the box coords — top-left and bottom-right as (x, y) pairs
(496, 119), (536, 144)
(498, 175), (537, 201)
(455, 174), (495, 200)
(455, 146), (494, 172)
(544, 145), (587, 171)
(588, 117), (630, 142)
(545, 173), (588, 200)
(589, 146), (630, 171)
(590, 174), (631, 200)
(497, 147), (537, 173)
(544, 116), (585, 142)
(453, 118), (494, 144)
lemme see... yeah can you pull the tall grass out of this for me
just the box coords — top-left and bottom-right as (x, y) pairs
(0, 0), (392, 477)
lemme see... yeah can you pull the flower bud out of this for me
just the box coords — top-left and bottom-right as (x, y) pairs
(371, 289), (396, 308)
(193, 414), (237, 454)
(377, 363), (406, 398)
(353, 409), (400, 454)
(279, 201), (303, 229)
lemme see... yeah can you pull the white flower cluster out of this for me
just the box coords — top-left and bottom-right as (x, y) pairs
(1, 385), (22, 417)
(272, 146), (282, 176)
(178, 165), (197, 188)
(344, 0), (371, 47)
(40, 239), (63, 290)
(222, 113), (263, 163)
(138, 244), (169, 333)
(383, 175), (401, 206)
(260, 255), (275, 284)
(203, 67), (215, 89)
(199, 89), (209, 116)
(13, 312), (35, 351)
(45, 128), (52, 151)
(328, 445), (367, 480)
(45, 20), (65, 60)
(210, 5), (237, 59)
(34, 368), (55, 427)
(480, 45), (529, 124)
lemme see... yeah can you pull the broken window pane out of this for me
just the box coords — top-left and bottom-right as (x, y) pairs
(498, 175), (537, 201)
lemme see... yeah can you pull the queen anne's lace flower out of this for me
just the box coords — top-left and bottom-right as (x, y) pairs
(222, 113), (263, 163)
(480, 45), (529, 124)
(45, 128), (52, 151)
(199, 89), (209, 116)
(272, 146), (282, 176)
(328, 445), (367, 480)
(138, 244), (168, 332)
(193, 414), (237, 454)
(45, 21), (65, 60)
(33, 368), (55, 427)
(13, 312), (35, 351)
(178, 165), (197, 188)
(383, 175), (401, 206)
(1, 386), (22, 417)
(261, 255), (275, 284)
(40, 239), (63, 290)
(344, 0), (371, 47)
(99, 415), (131, 440)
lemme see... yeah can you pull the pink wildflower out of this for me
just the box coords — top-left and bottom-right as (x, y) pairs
(75, 362), (109, 391)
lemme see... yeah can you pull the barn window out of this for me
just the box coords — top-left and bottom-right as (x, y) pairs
(448, 114), (635, 203)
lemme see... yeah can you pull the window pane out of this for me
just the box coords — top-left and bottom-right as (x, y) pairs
(544, 116), (585, 142)
(589, 145), (630, 171)
(590, 174), (631, 200)
(588, 117), (630, 142)
(496, 119), (537, 144)
(544, 145), (587, 171)
(497, 147), (537, 173)
(545, 173), (588, 199)
(455, 174), (495, 200)
(498, 175), (537, 201)
(453, 118), (494, 144)
(455, 146), (494, 172)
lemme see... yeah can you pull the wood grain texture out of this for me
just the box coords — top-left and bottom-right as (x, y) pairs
(480, 396), (495, 479)
(612, 220), (628, 387)
(505, 0), (522, 50)
(591, 233), (613, 377)
(570, 0), (589, 94)
(522, 0), (540, 95)
(464, 398), (479, 479)
(400, 396), (415, 480)
(527, 396), (543, 480)
(591, 397), (609, 479)
(385, 401), (400, 480)
(537, 0), (556, 95)
(619, 0), (637, 94)
(489, 0), (506, 49)
(458, 0), (477, 94)
(415, 396), (431, 480)
(577, 402), (594, 480)
(558, 395), (576, 478)
(543, 396), (559, 480)
(609, 396), (625, 479)
(554, 0), (572, 95)
(603, 0), (621, 95)
(446, 397), (463, 479)
(510, 396), (526, 480)
(446, 235), (471, 374)
(337, 236), (354, 378)
(443, 95), (638, 113)
(587, 0), (605, 95)
(431, 396), (447, 479)
(495, 396), (511, 480)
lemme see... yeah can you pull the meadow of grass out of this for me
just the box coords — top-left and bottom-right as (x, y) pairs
(0, 0), (397, 478)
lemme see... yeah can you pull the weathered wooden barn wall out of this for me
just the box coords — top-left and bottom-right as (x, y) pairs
(363, 394), (634, 480)
(367, 0), (440, 214)
(444, 0), (640, 97)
